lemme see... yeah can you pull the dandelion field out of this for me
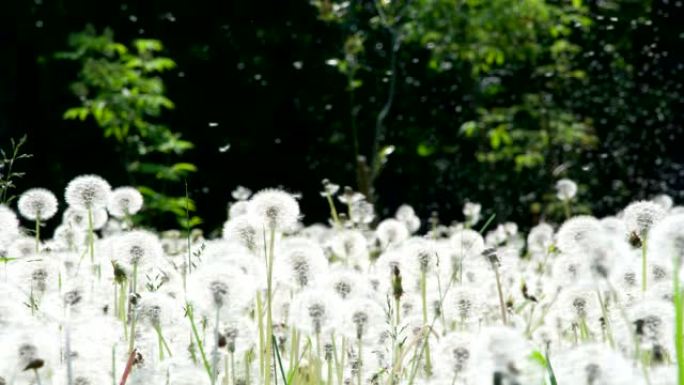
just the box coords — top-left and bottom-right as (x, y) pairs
(0, 175), (682, 385)
(3, 1), (684, 384)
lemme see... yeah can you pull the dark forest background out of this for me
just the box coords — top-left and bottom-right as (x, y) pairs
(1, 0), (683, 234)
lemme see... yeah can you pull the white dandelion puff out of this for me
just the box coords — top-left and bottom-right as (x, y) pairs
(247, 188), (300, 231)
(17, 188), (58, 221)
(107, 186), (143, 218)
(64, 174), (112, 210)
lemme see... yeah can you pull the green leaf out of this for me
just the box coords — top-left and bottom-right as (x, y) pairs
(417, 143), (436, 157)
(529, 350), (547, 367)
(460, 121), (478, 136)
(63, 107), (90, 121)
(133, 39), (163, 53)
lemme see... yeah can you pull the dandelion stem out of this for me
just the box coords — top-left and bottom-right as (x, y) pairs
(562, 200), (571, 219)
(595, 289), (614, 348)
(187, 304), (213, 383)
(230, 351), (236, 385)
(245, 351), (252, 385)
(128, 307), (137, 355)
(264, 226), (276, 385)
(154, 324), (173, 360)
(419, 270), (432, 376)
(356, 337), (363, 385)
(273, 334), (288, 385)
(325, 192), (341, 227)
(65, 305), (73, 385)
(674, 253), (684, 385)
(87, 207), (95, 265)
(641, 238), (648, 292)
(493, 263), (508, 325)
(212, 306), (221, 385)
(184, 180), (192, 276)
(33, 369), (43, 385)
(34, 213), (41, 253)
(112, 345), (117, 385)
(256, 291), (265, 381)
(119, 348), (137, 385)
(327, 353), (333, 385)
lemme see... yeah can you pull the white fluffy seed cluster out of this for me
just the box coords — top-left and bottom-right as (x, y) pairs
(17, 188), (59, 221)
(0, 181), (682, 385)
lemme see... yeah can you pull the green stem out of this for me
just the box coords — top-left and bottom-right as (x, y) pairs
(34, 214), (41, 253)
(245, 351), (252, 385)
(356, 338), (363, 385)
(596, 290), (614, 348)
(212, 306), (221, 385)
(493, 264), (508, 325)
(87, 207), (95, 265)
(154, 324), (173, 359)
(231, 351), (236, 385)
(256, 292), (265, 382)
(265, 226), (276, 385)
(273, 335), (288, 385)
(112, 345), (117, 385)
(128, 306), (137, 354)
(674, 254), (683, 385)
(184, 180), (192, 276)
(562, 200), (571, 219)
(325, 193), (341, 227)
(187, 304), (214, 383)
(419, 271), (432, 376)
(642, 238), (648, 292)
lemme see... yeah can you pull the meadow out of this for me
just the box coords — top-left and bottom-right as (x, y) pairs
(0, 176), (681, 385)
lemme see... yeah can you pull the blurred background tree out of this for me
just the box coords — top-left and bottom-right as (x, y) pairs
(1, 0), (682, 233)
(56, 27), (200, 228)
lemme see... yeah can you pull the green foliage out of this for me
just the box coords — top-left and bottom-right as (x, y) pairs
(314, 0), (599, 221)
(460, 94), (597, 171)
(57, 27), (200, 227)
(0, 135), (33, 205)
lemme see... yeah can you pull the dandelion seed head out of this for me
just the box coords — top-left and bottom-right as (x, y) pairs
(450, 229), (485, 257)
(17, 188), (58, 221)
(0, 204), (20, 248)
(556, 178), (578, 201)
(463, 202), (482, 225)
(65, 174), (111, 210)
(375, 219), (409, 249)
(526, 223), (554, 255)
(649, 214), (684, 265)
(291, 288), (340, 335)
(222, 215), (262, 252)
(246, 188), (299, 231)
(444, 285), (484, 325)
(326, 266), (369, 300)
(330, 229), (368, 265)
(64, 207), (108, 230)
(106, 187), (143, 218)
(629, 299), (673, 354)
(435, 332), (473, 377)
(276, 237), (327, 289)
(556, 344), (642, 385)
(137, 292), (180, 328)
(343, 298), (383, 341)
(556, 215), (604, 253)
(113, 230), (162, 268)
(652, 194), (674, 211)
(401, 237), (438, 276)
(396, 204), (421, 233)
(623, 200), (666, 239)
(228, 200), (249, 219)
(53, 224), (86, 250)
